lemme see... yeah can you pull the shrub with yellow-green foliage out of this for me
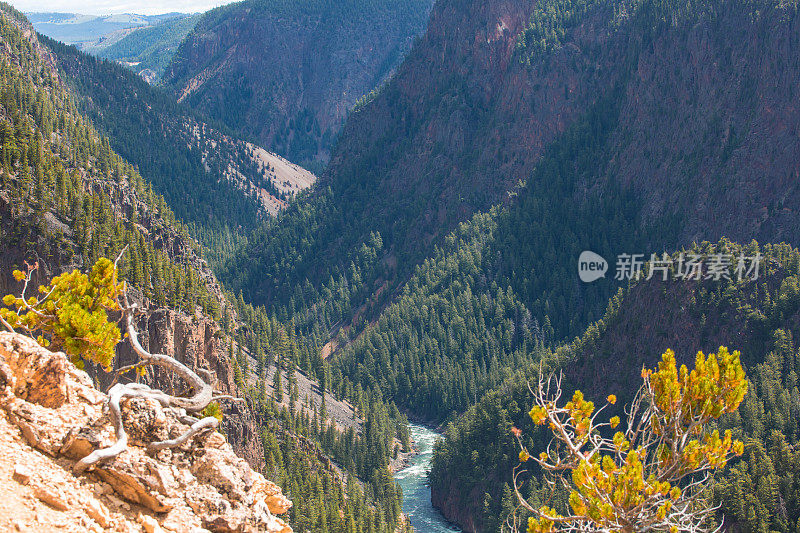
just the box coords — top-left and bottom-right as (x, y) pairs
(201, 401), (223, 422)
(1, 257), (123, 370)
(515, 347), (748, 532)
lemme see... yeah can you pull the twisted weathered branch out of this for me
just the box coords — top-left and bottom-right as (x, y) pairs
(75, 382), (149, 473)
(148, 416), (219, 451)
(74, 288), (220, 473)
(122, 291), (213, 412)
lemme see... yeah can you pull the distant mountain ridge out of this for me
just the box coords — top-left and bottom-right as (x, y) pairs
(95, 13), (201, 80)
(27, 11), (185, 47)
(28, 11), (199, 82)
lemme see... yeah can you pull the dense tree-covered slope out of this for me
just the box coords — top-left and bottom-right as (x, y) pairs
(218, 0), (617, 351)
(222, 0), (800, 428)
(331, 93), (645, 421)
(0, 4), (217, 315)
(162, 0), (434, 169)
(430, 240), (800, 532)
(0, 6), (408, 532)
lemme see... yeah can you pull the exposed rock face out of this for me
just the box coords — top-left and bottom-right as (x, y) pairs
(0, 331), (291, 533)
(322, 0), (573, 265)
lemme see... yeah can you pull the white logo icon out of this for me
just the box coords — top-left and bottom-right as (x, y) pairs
(578, 251), (607, 283)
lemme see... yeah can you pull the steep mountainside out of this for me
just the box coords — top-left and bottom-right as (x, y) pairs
(41, 37), (316, 266)
(216, 0), (644, 343)
(162, 0), (434, 169)
(0, 1), (262, 466)
(332, 0), (800, 249)
(430, 240), (800, 532)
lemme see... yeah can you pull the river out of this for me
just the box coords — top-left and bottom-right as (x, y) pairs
(394, 423), (462, 532)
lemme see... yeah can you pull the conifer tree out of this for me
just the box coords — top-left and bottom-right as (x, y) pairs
(514, 348), (748, 532)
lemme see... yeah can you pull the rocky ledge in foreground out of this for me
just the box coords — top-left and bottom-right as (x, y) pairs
(0, 332), (292, 533)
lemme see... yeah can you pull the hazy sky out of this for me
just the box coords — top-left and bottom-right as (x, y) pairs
(9, 0), (237, 16)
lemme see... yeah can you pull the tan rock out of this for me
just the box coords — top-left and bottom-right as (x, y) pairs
(105, 493), (128, 509)
(201, 513), (242, 533)
(183, 483), (226, 516)
(120, 397), (171, 446)
(138, 514), (162, 533)
(249, 475), (292, 515)
(0, 333), (67, 408)
(5, 393), (81, 455)
(12, 463), (33, 485)
(76, 385), (105, 405)
(59, 427), (101, 459)
(202, 432), (226, 449)
(34, 484), (69, 511)
(26, 353), (68, 408)
(0, 332), (294, 533)
(149, 462), (179, 497)
(267, 516), (292, 533)
(84, 496), (111, 527)
(0, 353), (15, 391)
(160, 508), (203, 532)
(94, 463), (172, 513)
(191, 448), (245, 498)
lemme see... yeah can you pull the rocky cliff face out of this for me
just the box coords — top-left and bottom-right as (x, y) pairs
(0, 331), (291, 532)
(309, 0), (800, 304)
(322, 0), (612, 264)
(162, 0), (433, 169)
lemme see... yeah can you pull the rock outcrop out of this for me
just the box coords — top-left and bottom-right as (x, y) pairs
(0, 331), (291, 533)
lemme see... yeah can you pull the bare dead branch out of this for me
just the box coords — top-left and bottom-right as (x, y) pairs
(148, 416), (219, 451)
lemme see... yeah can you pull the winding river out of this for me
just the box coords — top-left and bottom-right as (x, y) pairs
(394, 424), (462, 532)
